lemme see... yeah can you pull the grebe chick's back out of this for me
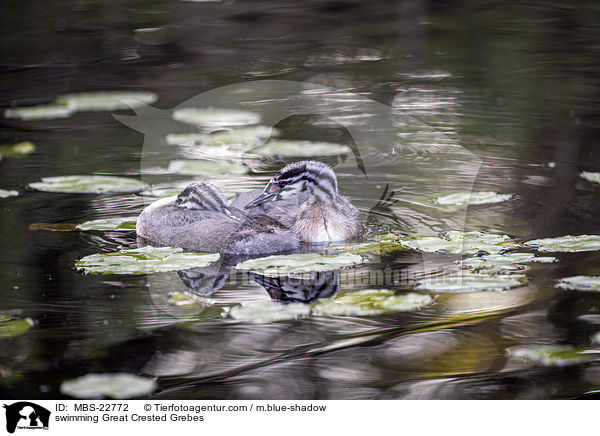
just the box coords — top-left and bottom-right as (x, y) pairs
(136, 181), (299, 255)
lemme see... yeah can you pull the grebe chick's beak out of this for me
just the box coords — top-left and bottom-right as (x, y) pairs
(244, 182), (279, 209)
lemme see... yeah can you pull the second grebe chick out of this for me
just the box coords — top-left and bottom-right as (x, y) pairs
(136, 181), (299, 255)
(234, 161), (361, 243)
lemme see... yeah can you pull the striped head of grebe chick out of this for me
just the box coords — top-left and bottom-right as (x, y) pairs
(243, 160), (361, 243)
(136, 181), (299, 255)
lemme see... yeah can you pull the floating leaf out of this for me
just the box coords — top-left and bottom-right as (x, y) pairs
(228, 300), (310, 323)
(166, 126), (277, 146)
(0, 318), (34, 339)
(415, 275), (524, 292)
(235, 252), (363, 276)
(167, 159), (247, 176)
(0, 141), (36, 157)
(312, 290), (433, 316)
(0, 189), (18, 198)
(435, 191), (512, 206)
(580, 171), (600, 184)
(75, 246), (220, 274)
(76, 217), (137, 231)
(4, 104), (75, 121)
(60, 373), (156, 399)
(55, 91), (157, 111)
(29, 175), (148, 194)
(172, 107), (261, 127)
(510, 345), (600, 367)
(330, 234), (407, 255)
(398, 231), (517, 255)
(249, 139), (351, 157)
(29, 222), (77, 232)
(556, 276), (600, 291)
(461, 253), (557, 274)
(523, 235), (600, 252)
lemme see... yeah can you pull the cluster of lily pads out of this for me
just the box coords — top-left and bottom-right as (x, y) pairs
(168, 106), (352, 160)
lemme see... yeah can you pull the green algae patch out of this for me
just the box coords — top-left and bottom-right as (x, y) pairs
(556, 276), (600, 291)
(0, 141), (36, 157)
(331, 234), (408, 255)
(0, 317), (34, 339)
(60, 373), (156, 399)
(580, 171), (600, 184)
(76, 217), (137, 231)
(173, 107), (261, 127)
(0, 189), (19, 198)
(435, 191), (512, 206)
(29, 175), (148, 194)
(249, 139), (351, 158)
(55, 91), (157, 111)
(4, 104), (76, 121)
(167, 159), (247, 176)
(461, 253), (557, 274)
(228, 300), (310, 323)
(510, 345), (600, 367)
(415, 275), (524, 293)
(235, 252), (363, 276)
(75, 246), (220, 275)
(312, 290), (433, 316)
(523, 234), (600, 252)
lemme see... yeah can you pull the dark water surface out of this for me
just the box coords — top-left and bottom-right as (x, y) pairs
(1, 0), (600, 399)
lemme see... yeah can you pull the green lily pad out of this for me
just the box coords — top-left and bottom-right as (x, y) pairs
(556, 276), (600, 291)
(76, 217), (137, 231)
(172, 107), (261, 127)
(0, 318), (34, 339)
(166, 126), (277, 146)
(510, 345), (600, 367)
(235, 252), (363, 276)
(55, 91), (157, 111)
(228, 300), (310, 323)
(29, 175), (148, 194)
(580, 171), (600, 184)
(165, 132), (208, 145)
(435, 191), (512, 206)
(249, 139), (351, 157)
(461, 253), (557, 274)
(523, 235), (600, 252)
(75, 246), (220, 274)
(0, 189), (19, 198)
(60, 373), (156, 399)
(4, 104), (75, 121)
(0, 141), (36, 157)
(312, 290), (433, 316)
(167, 159), (247, 176)
(399, 231), (517, 255)
(414, 275), (524, 292)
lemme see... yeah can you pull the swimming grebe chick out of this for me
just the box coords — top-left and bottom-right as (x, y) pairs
(136, 181), (299, 255)
(236, 161), (361, 243)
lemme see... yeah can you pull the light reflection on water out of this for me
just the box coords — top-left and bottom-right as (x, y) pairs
(1, 0), (600, 400)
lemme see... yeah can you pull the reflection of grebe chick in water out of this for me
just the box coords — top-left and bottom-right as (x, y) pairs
(136, 181), (299, 255)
